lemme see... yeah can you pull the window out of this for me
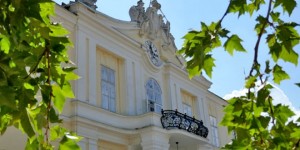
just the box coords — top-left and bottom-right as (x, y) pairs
(146, 78), (162, 113)
(183, 103), (192, 116)
(181, 90), (196, 117)
(101, 65), (116, 112)
(97, 48), (124, 113)
(210, 116), (220, 147)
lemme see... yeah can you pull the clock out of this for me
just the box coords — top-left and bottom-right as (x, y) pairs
(144, 41), (162, 67)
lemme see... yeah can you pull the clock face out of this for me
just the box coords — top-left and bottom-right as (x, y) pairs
(145, 41), (162, 67)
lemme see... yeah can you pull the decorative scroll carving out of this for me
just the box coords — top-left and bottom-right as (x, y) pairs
(160, 109), (209, 138)
(129, 0), (176, 48)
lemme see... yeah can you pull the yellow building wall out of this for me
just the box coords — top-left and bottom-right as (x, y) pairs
(207, 96), (231, 148)
(98, 140), (127, 150)
(96, 47), (125, 114)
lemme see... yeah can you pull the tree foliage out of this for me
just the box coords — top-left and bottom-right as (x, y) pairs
(0, 0), (80, 149)
(179, 0), (300, 149)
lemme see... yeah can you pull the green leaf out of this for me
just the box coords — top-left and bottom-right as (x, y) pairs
(264, 60), (271, 74)
(203, 55), (215, 78)
(25, 138), (39, 150)
(20, 110), (35, 141)
(274, 104), (295, 124)
(0, 35), (10, 54)
(39, 2), (55, 24)
(50, 125), (66, 141)
(272, 64), (290, 84)
(61, 83), (75, 98)
(65, 71), (80, 81)
(228, 0), (247, 16)
(258, 116), (271, 129)
(290, 128), (300, 139)
(24, 83), (34, 91)
(0, 112), (12, 134)
(27, 107), (46, 134)
(270, 12), (280, 22)
(0, 87), (16, 109)
(253, 106), (263, 117)
(52, 85), (66, 113)
(218, 28), (230, 38)
(49, 107), (62, 123)
(187, 66), (201, 79)
(224, 34), (246, 55)
(245, 76), (256, 88)
(257, 84), (273, 107)
(278, 46), (298, 65)
(59, 133), (81, 150)
(8, 4), (15, 12)
(296, 83), (300, 87)
(8, 60), (16, 68)
(275, 0), (297, 15)
(50, 24), (69, 37)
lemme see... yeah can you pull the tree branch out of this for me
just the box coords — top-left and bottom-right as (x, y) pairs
(249, 0), (273, 77)
(23, 50), (46, 79)
(44, 41), (52, 144)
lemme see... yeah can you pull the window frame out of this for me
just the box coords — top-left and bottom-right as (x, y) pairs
(183, 103), (192, 116)
(210, 115), (220, 147)
(101, 65), (116, 112)
(145, 78), (162, 113)
(181, 90), (197, 118)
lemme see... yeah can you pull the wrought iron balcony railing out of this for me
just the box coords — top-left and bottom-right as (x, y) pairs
(160, 109), (209, 138)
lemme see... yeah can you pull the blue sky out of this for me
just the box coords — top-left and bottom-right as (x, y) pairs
(55, 0), (300, 110)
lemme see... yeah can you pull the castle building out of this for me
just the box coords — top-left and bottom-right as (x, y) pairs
(0, 1), (230, 149)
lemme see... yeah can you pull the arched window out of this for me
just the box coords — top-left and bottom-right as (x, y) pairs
(145, 78), (162, 113)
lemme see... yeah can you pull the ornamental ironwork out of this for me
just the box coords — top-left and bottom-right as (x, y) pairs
(160, 109), (209, 138)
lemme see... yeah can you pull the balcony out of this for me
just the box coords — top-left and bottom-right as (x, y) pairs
(160, 109), (209, 138)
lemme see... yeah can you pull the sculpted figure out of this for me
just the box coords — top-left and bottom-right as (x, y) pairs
(140, 0), (162, 39)
(129, 0), (146, 23)
(162, 20), (170, 38)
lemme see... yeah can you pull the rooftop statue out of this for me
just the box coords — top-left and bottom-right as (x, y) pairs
(129, 0), (146, 23)
(140, 0), (163, 39)
(129, 0), (175, 47)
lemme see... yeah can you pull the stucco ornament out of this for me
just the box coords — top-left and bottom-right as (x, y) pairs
(139, 0), (163, 39)
(129, 0), (146, 23)
(129, 0), (176, 48)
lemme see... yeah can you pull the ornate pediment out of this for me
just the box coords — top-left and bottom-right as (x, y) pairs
(129, 0), (175, 48)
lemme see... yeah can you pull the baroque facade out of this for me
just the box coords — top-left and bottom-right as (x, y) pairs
(0, 0), (231, 150)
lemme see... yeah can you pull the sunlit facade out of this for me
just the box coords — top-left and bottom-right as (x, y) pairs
(0, 1), (231, 150)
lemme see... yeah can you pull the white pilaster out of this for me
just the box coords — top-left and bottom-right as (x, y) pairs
(169, 77), (178, 110)
(174, 82), (182, 112)
(126, 60), (136, 115)
(88, 38), (97, 105)
(76, 30), (88, 102)
(135, 62), (144, 115)
(198, 97), (206, 121)
(202, 96), (212, 144)
(78, 137), (88, 150)
(88, 138), (98, 150)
